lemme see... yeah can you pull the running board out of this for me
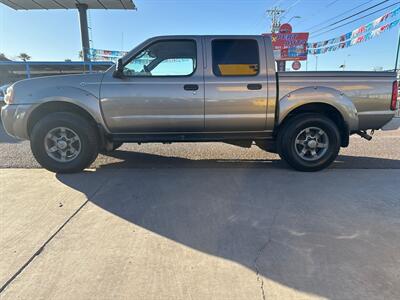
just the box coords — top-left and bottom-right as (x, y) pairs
(110, 131), (274, 143)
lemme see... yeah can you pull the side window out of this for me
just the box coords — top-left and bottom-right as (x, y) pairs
(212, 39), (259, 77)
(123, 40), (197, 77)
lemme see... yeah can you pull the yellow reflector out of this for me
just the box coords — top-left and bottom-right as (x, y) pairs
(218, 64), (258, 76)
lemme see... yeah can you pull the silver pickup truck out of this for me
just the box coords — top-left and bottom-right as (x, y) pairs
(1, 35), (399, 173)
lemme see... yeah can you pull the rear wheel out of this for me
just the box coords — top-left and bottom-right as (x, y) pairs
(30, 112), (99, 173)
(277, 114), (340, 172)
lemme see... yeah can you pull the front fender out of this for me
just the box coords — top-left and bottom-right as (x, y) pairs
(27, 86), (105, 127)
(278, 86), (359, 131)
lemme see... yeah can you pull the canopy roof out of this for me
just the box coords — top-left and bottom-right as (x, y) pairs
(0, 0), (136, 10)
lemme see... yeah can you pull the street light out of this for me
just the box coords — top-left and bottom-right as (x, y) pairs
(340, 54), (351, 71)
(287, 16), (301, 23)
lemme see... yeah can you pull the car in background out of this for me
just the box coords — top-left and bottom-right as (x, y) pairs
(0, 84), (11, 108)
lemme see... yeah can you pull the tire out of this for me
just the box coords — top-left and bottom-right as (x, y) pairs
(30, 112), (99, 173)
(277, 113), (340, 172)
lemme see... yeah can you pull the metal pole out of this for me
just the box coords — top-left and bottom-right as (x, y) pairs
(395, 28), (400, 71)
(25, 62), (31, 79)
(77, 4), (90, 62)
(315, 55), (318, 71)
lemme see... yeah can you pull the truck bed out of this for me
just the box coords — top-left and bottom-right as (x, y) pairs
(278, 71), (397, 130)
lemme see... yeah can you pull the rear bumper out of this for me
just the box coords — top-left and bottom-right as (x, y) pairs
(1, 104), (33, 139)
(382, 117), (400, 131)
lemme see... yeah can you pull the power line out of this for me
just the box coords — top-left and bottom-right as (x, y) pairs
(281, 0), (302, 18)
(305, 0), (375, 31)
(310, 2), (400, 39)
(326, 0), (340, 8)
(311, 0), (391, 35)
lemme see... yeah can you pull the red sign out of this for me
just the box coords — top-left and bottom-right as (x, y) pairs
(292, 61), (301, 70)
(279, 23), (292, 34)
(263, 32), (309, 61)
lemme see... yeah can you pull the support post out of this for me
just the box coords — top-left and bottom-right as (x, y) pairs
(395, 29), (400, 71)
(77, 4), (90, 62)
(25, 62), (31, 79)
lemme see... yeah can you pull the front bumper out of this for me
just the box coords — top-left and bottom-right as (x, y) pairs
(1, 104), (34, 140)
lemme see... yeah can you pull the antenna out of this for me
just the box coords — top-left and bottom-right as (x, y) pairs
(267, 7), (285, 33)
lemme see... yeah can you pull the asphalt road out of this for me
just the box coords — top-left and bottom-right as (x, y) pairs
(1, 123), (399, 169)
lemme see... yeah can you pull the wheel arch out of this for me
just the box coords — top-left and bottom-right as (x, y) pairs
(27, 101), (99, 138)
(278, 87), (359, 147)
(278, 102), (350, 147)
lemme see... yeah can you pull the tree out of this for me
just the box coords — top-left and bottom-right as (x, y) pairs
(18, 53), (31, 62)
(65, 59), (72, 62)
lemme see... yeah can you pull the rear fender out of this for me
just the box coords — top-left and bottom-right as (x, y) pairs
(278, 86), (359, 131)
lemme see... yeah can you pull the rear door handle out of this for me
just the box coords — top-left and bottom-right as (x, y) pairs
(247, 84), (262, 90)
(184, 84), (199, 91)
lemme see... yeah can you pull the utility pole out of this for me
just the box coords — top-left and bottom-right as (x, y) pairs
(267, 7), (285, 33)
(267, 7), (285, 71)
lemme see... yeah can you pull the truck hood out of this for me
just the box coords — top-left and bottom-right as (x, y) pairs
(10, 73), (105, 104)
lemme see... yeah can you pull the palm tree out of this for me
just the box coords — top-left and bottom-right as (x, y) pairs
(18, 53), (31, 62)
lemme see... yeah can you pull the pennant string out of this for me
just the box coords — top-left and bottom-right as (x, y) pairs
(308, 6), (400, 49)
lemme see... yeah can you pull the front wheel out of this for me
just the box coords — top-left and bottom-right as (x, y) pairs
(278, 114), (340, 172)
(30, 112), (99, 173)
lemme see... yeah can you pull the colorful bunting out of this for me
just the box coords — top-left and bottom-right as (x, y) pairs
(307, 18), (399, 55)
(307, 6), (400, 49)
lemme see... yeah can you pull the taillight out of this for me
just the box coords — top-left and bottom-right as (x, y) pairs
(391, 80), (399, 111)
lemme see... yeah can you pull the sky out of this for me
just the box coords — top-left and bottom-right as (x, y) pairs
(0, 0), (399, 71)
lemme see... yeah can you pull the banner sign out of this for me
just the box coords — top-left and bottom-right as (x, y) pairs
(308, 6), (400, 49)
(264, 32), (309, 61)
(89, 48), (128, 61)
(307, 18), (399, 55)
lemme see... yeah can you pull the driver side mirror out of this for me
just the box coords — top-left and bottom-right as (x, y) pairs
(113, 58), (124, 78)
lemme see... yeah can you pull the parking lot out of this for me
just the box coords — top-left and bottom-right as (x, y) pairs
(1, 125), (400, 299)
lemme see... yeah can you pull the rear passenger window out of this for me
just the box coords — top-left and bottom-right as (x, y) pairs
(212, 39), (259, 77)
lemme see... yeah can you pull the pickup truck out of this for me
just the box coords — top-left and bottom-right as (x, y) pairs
(1, 35), (399, 173)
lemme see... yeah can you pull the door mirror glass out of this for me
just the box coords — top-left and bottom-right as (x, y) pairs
(113, 59), (124, 78)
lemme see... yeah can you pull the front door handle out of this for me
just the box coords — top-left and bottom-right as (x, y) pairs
(184, 84), (199, 91)
(247, 84), (262, 90)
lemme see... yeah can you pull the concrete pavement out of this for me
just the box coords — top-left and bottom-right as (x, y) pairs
(1, 168), (399, 300)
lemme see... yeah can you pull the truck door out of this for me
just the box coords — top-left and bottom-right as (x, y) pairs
(100, 37), (204, 133)
(204, 37), (269, 131)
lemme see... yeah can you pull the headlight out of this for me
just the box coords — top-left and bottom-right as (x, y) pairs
(4, 86), (14, 104)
